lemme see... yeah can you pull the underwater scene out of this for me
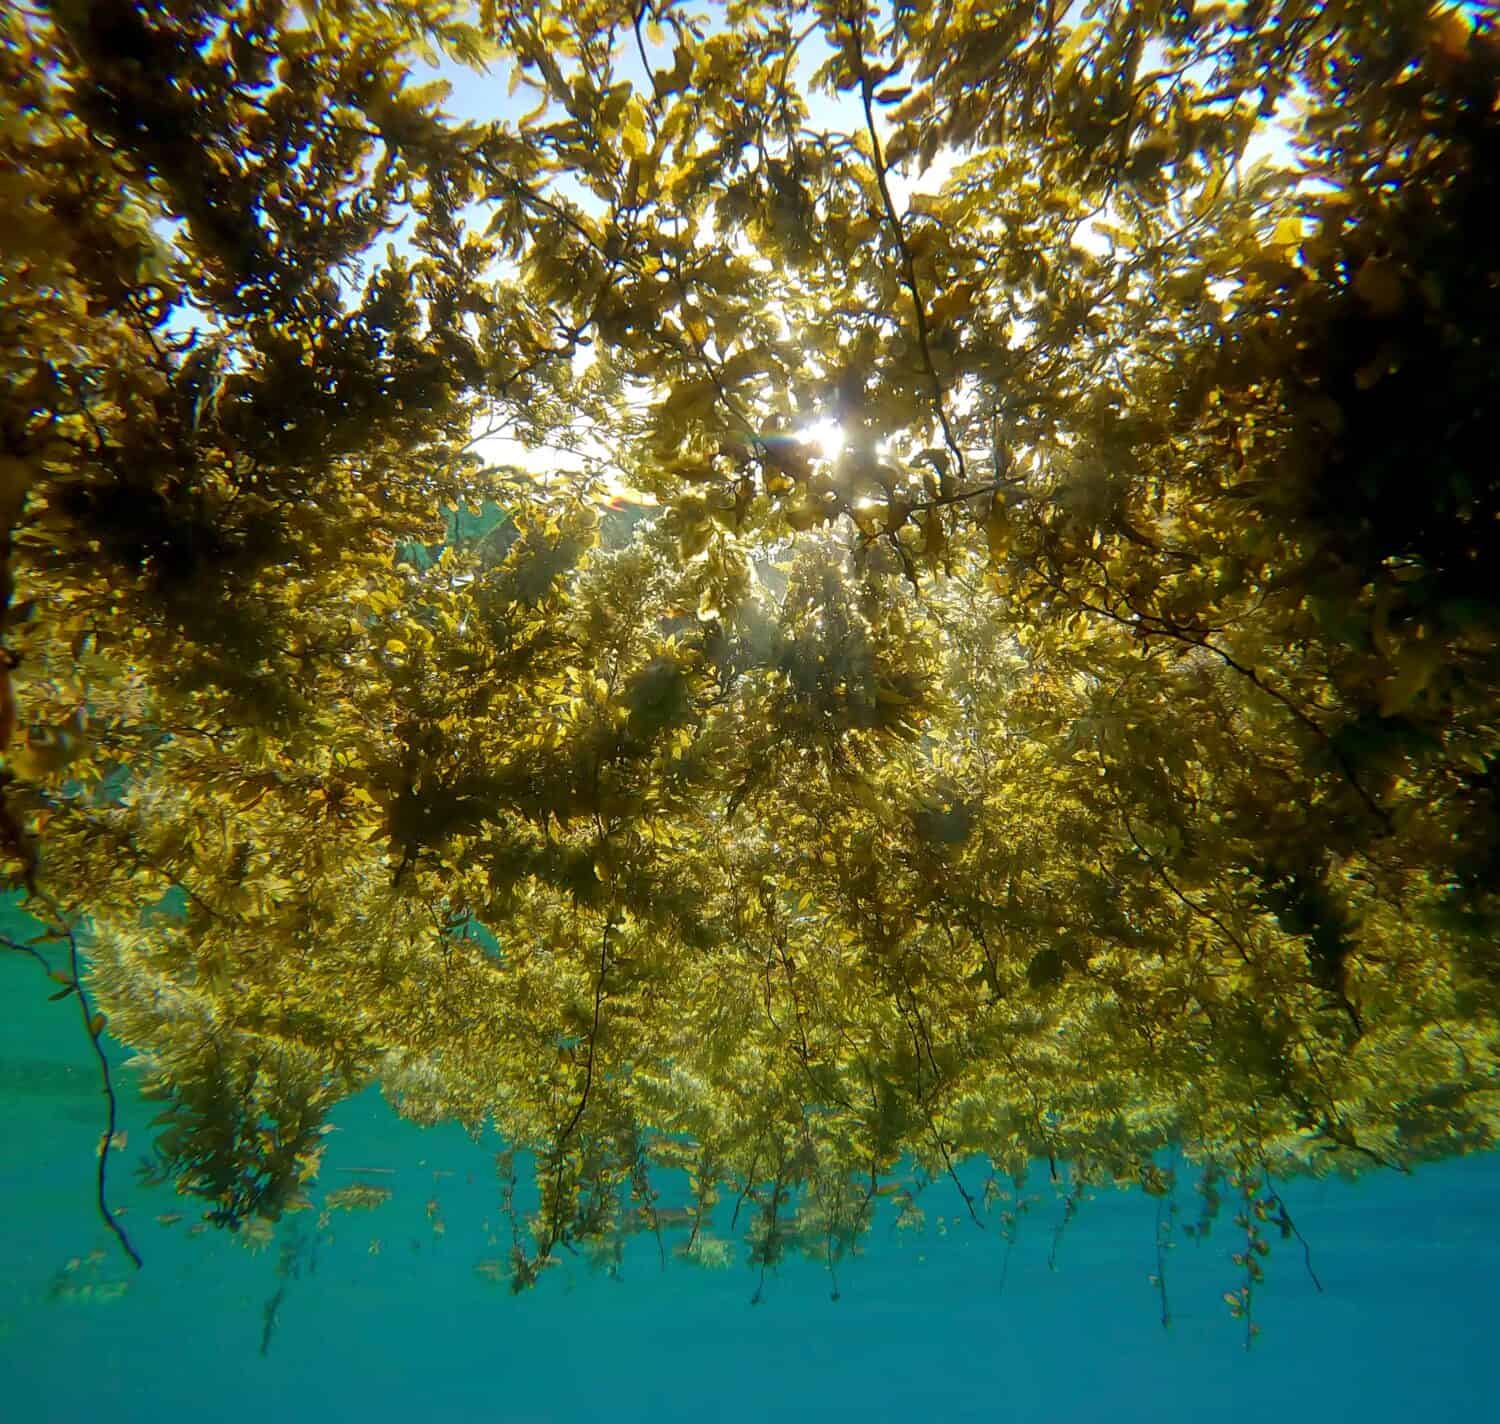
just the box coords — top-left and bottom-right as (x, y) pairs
(7, 1), (1500, 1419)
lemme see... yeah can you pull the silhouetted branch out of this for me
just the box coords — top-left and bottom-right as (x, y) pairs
(3, 903), (142, 1269)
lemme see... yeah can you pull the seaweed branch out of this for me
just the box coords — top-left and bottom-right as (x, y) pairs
(1226, 1169), (1270, 1349)
(984, 1169), (1030, 1299)
(1147, 1163), (1177, 1329)
(1260, 1165), (1323, 1294)
(2, 905), (142, 1269)
(843, 11), (969, 488)
(258, 1285), (285, 1358)
(824, 1226), (842, 1303)
(1047, 1167), (1086, 1271)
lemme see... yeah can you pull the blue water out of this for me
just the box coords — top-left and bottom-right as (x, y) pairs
(2, 932), (1496, 1422)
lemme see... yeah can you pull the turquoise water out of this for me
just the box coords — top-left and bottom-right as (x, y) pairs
(2, 911), (1495, 1423)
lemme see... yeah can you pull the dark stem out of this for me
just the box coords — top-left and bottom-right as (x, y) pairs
(4, 910), (142, 1269)
(1261, 1166), (1324, 1294)
(844, 13), (969, 488)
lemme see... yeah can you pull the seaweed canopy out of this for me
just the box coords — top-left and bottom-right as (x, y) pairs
(3, 0), (1500, 1342)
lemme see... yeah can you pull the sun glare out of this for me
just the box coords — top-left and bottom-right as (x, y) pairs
(799, 418), (846, 460)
